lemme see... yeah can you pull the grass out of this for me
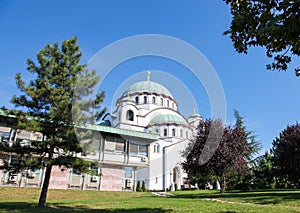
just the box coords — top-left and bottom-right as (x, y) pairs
(0, 187), (299, 212)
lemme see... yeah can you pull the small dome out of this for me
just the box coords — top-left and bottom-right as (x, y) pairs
(188, 108), (202, 119)
(150, 114), (188, 126)
(188, 113), (202, 119)
(123, 81), (173, 98)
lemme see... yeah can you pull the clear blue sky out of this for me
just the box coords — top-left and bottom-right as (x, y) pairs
(0, 1), (299, 155)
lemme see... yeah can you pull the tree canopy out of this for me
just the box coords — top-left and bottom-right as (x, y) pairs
(271, 122), (300, 187)
(2, 37), (106, 207)
(182, 118), (251, 193)
(224, 0), (300, 76)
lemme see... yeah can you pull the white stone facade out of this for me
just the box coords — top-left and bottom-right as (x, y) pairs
(112, 77), (203, 190)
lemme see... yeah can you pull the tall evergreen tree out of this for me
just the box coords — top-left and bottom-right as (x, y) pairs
(234, 109), (260, 159)
(228, 110), (261, 190)
(4, 37), (105, 207)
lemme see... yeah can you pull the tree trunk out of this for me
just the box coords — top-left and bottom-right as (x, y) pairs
(218, 174), (226, 194)
(38, 164), (52, 207)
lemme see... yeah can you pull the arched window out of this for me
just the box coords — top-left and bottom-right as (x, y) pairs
(144, 96), (147, 104)
(172, 103), (174, 109)
(153, 143), (160, 153)
(160, 98), (164, 106)
(126, 110), (134, 121)
(135, 96), (139, 104)
(163, 128), (168, 136)
(173, 168), (177, 183)
(167, 100), (170, 107)
(172, 128), (176, 137)
(152, 96), (156, 104)
(180, 129), (183, 137)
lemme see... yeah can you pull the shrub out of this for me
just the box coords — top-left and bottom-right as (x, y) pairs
(174, 183), (178, 191)
(142, 181), (146, 192)
(136, 181), (141, 192)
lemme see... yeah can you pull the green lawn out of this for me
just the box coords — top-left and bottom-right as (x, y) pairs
(0, 187), (299, 212)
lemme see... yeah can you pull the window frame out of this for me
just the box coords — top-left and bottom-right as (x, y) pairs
(126, 110), (134, 121)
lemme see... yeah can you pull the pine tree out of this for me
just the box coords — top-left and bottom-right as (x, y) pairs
(229, 110), (261, 190)
(4, 37), (105, 207)
(234, 109), (260, 159)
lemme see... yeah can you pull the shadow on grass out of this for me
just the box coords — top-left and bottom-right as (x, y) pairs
(217, 212), (239, 213)
(172, 190), (300, 205)
(0, 202), (171, 212)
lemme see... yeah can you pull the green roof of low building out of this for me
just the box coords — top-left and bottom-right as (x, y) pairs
(149, 114), (188, 126)
(83, 124), (158, 141)
(122, 81), (173, 98)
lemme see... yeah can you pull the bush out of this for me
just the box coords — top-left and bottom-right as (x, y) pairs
(136, 181), (141, 192)
(142, 181), (146, 192)
(174, 183), (178, 191)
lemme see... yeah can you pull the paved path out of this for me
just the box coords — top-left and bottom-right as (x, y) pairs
(201, 198), (248, 205)
(152, 193), (251, 205)
(152, 191), (175, 197)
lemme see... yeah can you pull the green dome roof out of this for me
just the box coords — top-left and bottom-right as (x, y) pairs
(150, 114), (188, 126)
(123, 81), (173, 98)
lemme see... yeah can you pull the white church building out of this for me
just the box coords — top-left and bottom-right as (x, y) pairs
(109, 72), (203, 191)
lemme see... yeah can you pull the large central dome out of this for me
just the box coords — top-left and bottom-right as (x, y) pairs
(123, 81), (173, 98)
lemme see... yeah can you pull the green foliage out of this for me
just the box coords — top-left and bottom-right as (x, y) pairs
(252, 151), (276, 189)
(271, 122), (300, 188)
(142, 181), (146, 192)
(226, 170), (253, 191)
(174, 183), (178, 191)
(224, 0), (300, 76)
(2, 37), (106, 207)
(274, 175), (298, 189)
(189, 173), (216, 190)
(136, 181), (141, 192)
